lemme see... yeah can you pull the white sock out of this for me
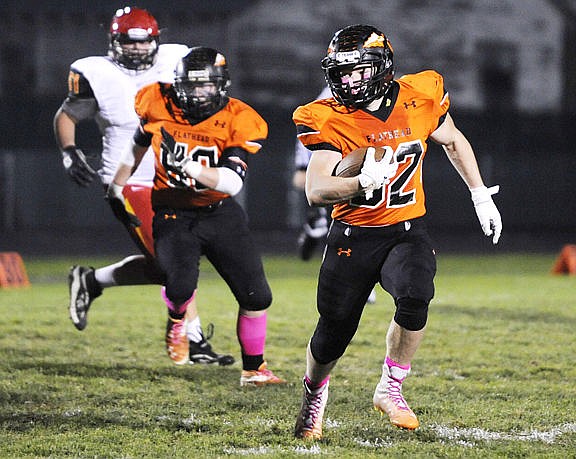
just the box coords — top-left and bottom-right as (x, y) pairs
(186, 316), (203, 343)
(94, 266), (117, 288)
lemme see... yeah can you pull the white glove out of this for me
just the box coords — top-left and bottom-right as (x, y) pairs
(470, 185), (502, 244)
(181, 159), (203, 179)
(358, 146), (398, 199)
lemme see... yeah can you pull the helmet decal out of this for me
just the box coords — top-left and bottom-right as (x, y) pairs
(214, 53), (227, 66)
(364, 32), (386, 49)
(335, 50), (361, 64)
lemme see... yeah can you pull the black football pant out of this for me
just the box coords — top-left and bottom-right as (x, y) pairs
(310, 217), (436, 364)
(152, 198), (272, 311)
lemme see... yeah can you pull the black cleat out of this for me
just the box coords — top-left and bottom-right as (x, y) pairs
(68, 265), (102, 331)
(189, 323), (235, 366)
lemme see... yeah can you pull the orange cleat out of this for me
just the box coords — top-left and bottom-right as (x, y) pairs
(240, 362), (286, 387)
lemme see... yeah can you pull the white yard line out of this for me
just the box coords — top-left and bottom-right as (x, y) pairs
(430, 422), (576, 445)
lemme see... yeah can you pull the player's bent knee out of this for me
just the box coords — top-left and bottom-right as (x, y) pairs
(165, 285), (196, 307)
(310, 334), (345, 364)
(237, 288), (272, 311)
(394, 297), (429, 331)
(309, 317), (355, 363)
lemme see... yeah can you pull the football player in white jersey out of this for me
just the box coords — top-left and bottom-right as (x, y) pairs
(53, 6), (234, 366)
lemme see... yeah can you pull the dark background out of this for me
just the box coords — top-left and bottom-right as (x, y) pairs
(1, 0), (575, 257)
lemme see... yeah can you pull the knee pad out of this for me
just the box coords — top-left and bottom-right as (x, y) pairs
(309, 316), (358, 363)
(392, 277), (435, 304)
(237, 284), (272, 311)
(310, 341), (336, 365)
(394, 297), (429, 331)
(166, 292), (196, 309)
(162, 286), (195, 316)
(310, 333), (344, 364)
(165, 283), (196, 308)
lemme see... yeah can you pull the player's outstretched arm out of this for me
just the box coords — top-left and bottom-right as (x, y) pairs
(431, 113), (502, 244)
(105, 139), (148, 228)
(54, 108), (96, 187)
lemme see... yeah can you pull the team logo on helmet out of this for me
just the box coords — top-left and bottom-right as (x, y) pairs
(364, 32), (386, 48)
(214, 53), (227, 66)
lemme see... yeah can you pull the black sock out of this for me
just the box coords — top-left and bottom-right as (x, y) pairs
(242, 354), (264, 371)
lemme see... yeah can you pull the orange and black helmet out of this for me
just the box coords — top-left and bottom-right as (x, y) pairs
(322, 24), (394, 108)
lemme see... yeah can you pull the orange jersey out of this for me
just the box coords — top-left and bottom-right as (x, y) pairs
(135, 83), (268, 208)
(293, 70), (449, 226)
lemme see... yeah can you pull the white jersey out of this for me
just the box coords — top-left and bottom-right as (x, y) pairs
(70, 44), (190, 185)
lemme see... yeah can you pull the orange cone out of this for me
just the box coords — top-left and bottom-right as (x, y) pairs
(551, 244), (576, 275)
(0, 252), (30, 288)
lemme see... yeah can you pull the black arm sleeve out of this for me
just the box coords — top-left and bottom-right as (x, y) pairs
(133, 120), (153, 147)
(220, 147), (249, 181)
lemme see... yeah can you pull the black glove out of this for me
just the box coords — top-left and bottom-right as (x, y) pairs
(104, 183), (142, 228)
(161, 127), (193, 186)
(160, 127), (176, 157)
(61, 146), (97, 187)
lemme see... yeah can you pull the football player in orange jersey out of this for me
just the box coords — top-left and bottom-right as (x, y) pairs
(108, 46), (285, 386)
(53, 7), (233, 366)
(293, 25), (502, 439)
(292, 85), (376, 305)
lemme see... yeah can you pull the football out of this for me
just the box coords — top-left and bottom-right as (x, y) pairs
(334, 146), (389, 177)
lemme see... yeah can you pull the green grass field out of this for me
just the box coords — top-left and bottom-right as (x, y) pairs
(1, 254), (575, 458)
